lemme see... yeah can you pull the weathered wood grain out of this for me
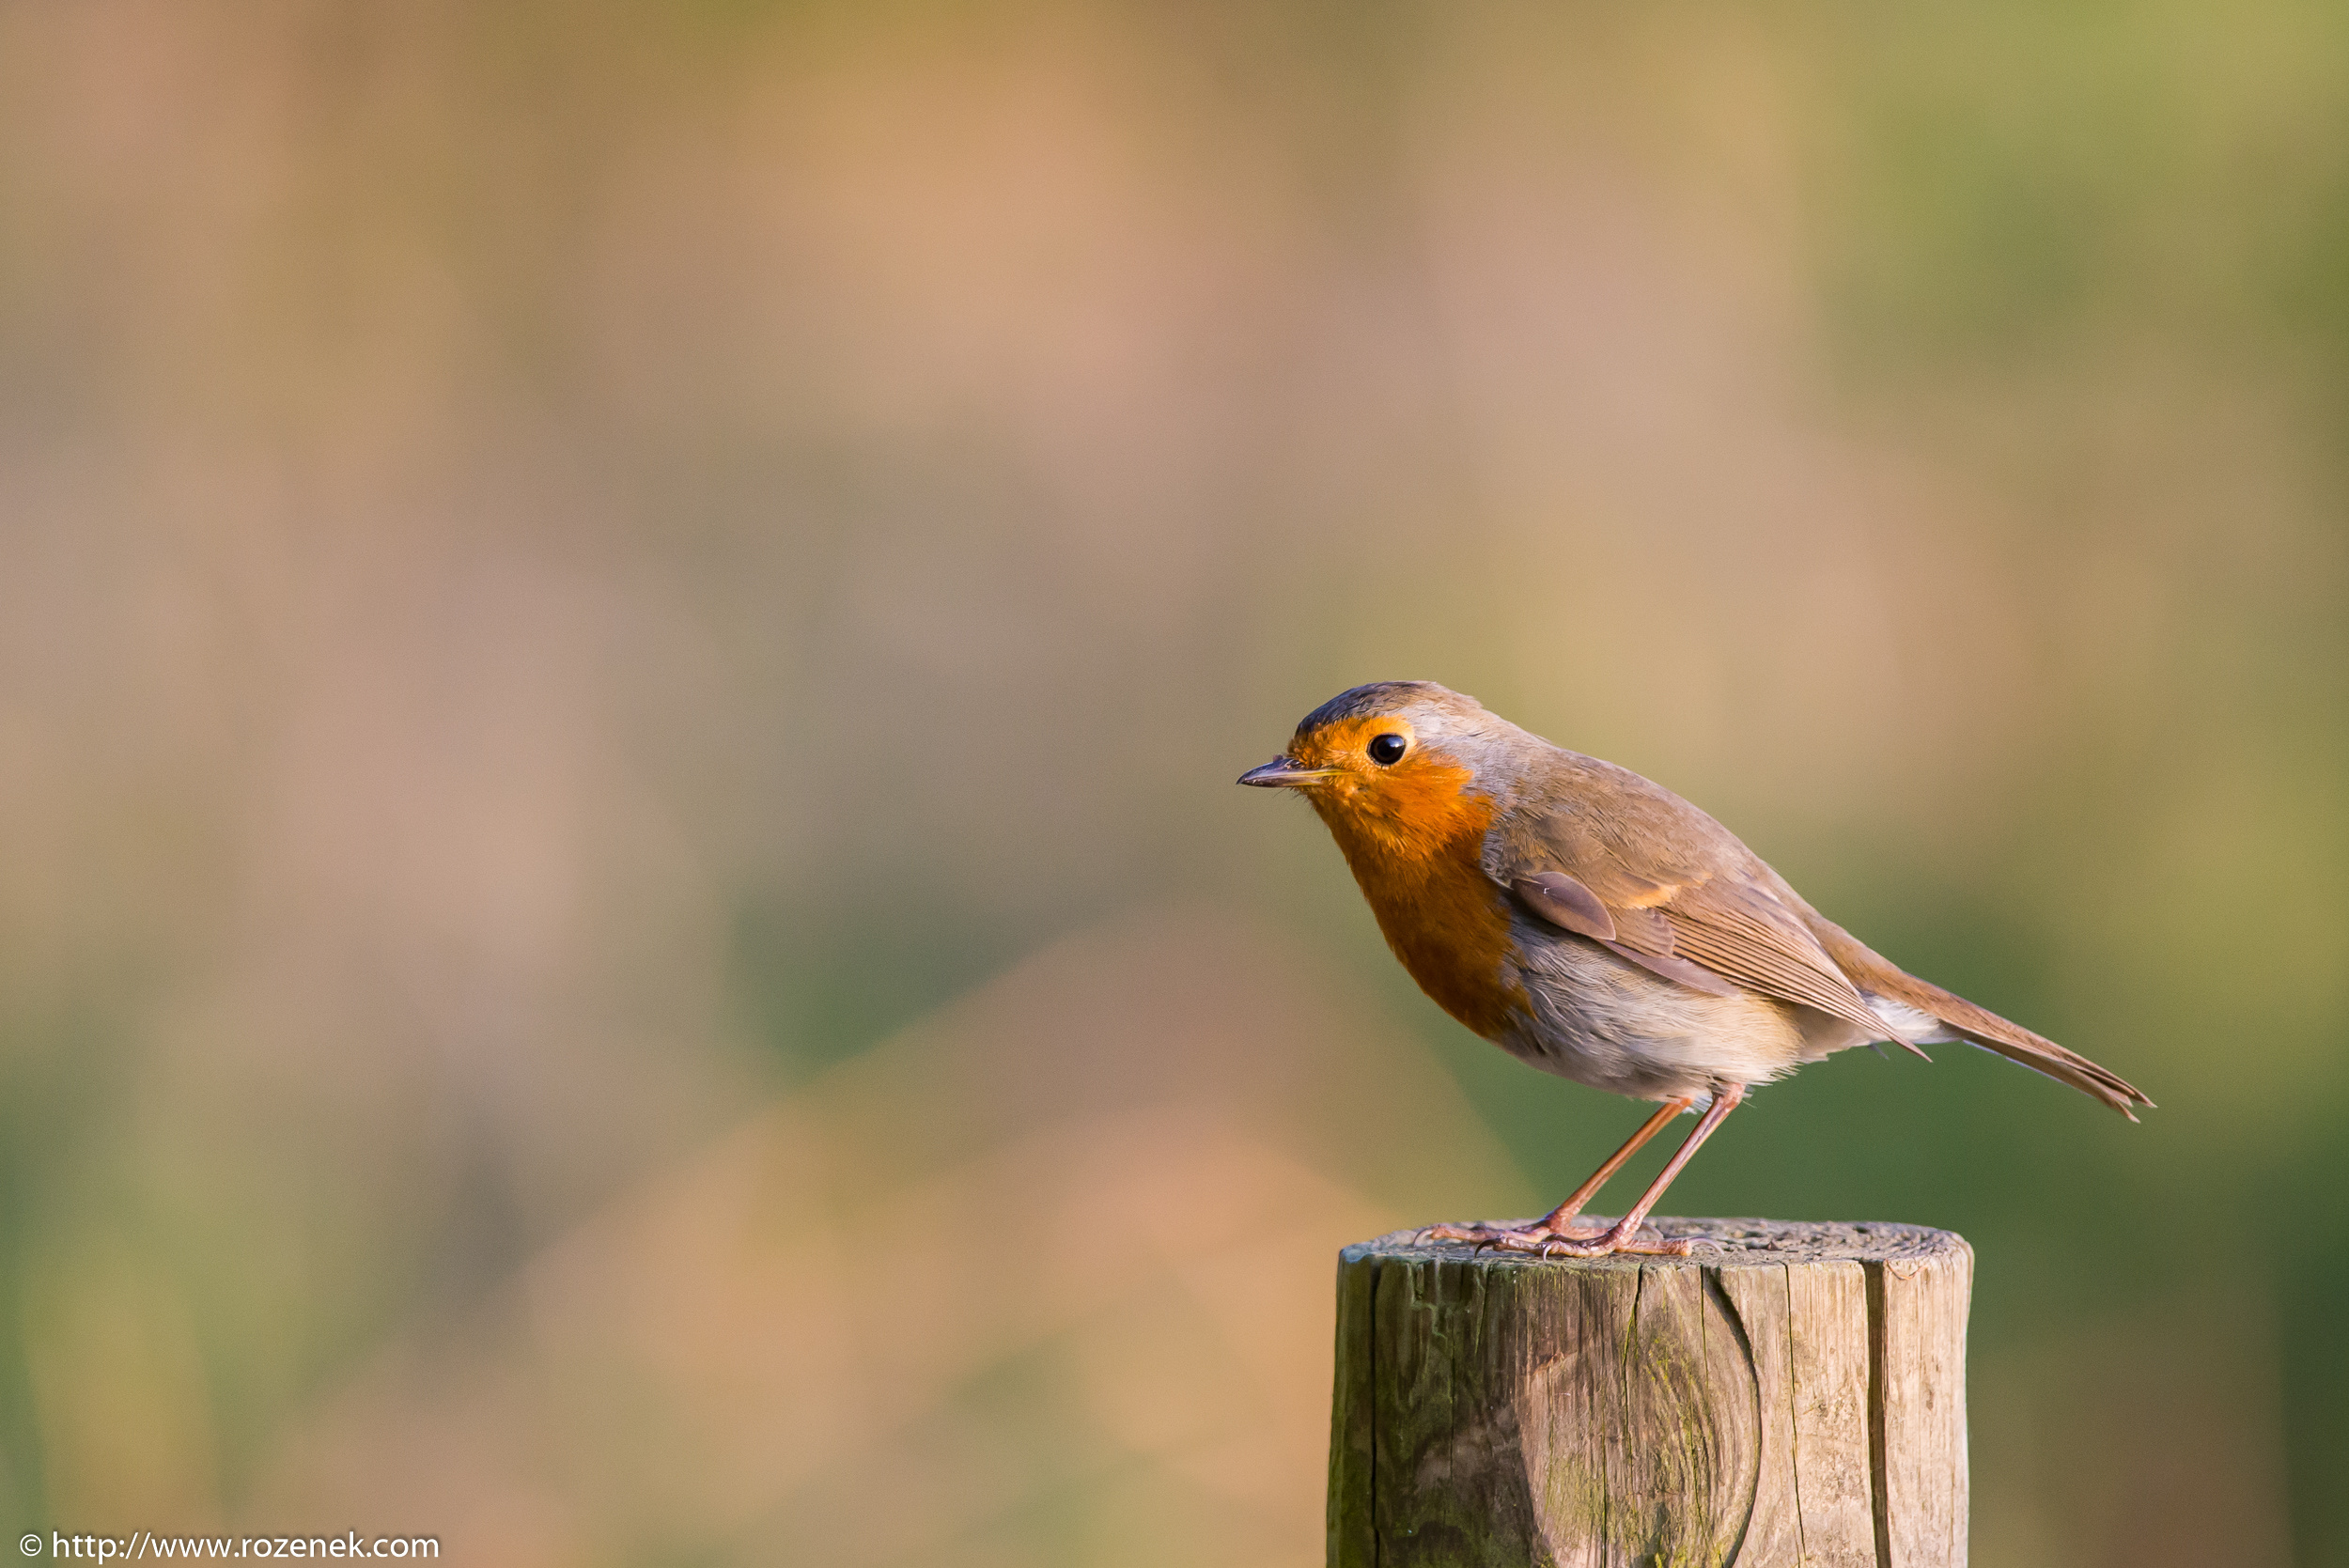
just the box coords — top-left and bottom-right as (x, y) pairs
(1875, 1243), (1971, 1568)
(1785, 1258), (1876, 1567)
(1330, 1219), (1971, 1568)
(1715, 1263), (1799, 1567)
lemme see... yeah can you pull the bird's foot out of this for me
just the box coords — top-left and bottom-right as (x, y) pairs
(1416, 1218), (1687, 1258)
(1416, 1219), (1599, 1246)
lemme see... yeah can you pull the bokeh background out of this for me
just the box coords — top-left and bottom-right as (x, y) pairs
(2, 2), (2346, 1563)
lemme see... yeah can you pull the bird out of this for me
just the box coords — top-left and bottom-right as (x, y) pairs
(1239, 680), (2149, 1257)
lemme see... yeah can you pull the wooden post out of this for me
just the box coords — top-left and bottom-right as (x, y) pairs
(1329, 1218), (1970, 1568)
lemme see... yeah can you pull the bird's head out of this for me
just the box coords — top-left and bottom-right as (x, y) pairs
(1238, 681), (1514, 860)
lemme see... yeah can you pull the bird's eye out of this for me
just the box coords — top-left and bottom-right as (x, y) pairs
(1367, 733), (1408, 766)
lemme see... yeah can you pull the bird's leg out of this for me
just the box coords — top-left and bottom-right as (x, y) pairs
(1428, 1085), (1748, 1259)
(1531, 1096), (1691, 1236)
(1501, 1083), (1747, 1257)
(1419, 1095), (1692, 1248)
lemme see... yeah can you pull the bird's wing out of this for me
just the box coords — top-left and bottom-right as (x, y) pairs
(1494, 757), (1899, 1042)
(1648, 878), (1895, 1039)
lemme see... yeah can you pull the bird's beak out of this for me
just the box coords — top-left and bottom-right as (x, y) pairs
(1238, 757), (1338, 788)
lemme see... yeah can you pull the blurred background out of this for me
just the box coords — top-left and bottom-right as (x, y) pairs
(1, 1), (2344, 1563)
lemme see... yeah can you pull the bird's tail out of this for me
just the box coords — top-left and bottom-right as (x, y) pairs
(1804, 914), (2153, 1120)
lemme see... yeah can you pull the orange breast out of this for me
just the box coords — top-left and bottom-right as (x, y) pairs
(1310, 760), (1528, 1042)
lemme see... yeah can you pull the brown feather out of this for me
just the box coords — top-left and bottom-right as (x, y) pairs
(1597, 939), (1740, 996)
(1655, 881), (1895, 1040)
(1803, 913), (2153, 1118)
(1512, 873), (1615, 943)
(1495, 770), (1899, 1041)
(1604, 904), (1675, 955)
(1515, 872), (1736, 993)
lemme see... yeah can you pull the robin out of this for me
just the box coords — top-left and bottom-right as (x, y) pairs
(1240, 680), (2149, 1256)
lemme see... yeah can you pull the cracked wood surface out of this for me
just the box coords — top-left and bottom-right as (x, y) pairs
(1328, 1219), (1970, 1568)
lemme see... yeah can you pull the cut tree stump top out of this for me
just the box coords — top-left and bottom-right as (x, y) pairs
(1330, 1217), (1972, 1568)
